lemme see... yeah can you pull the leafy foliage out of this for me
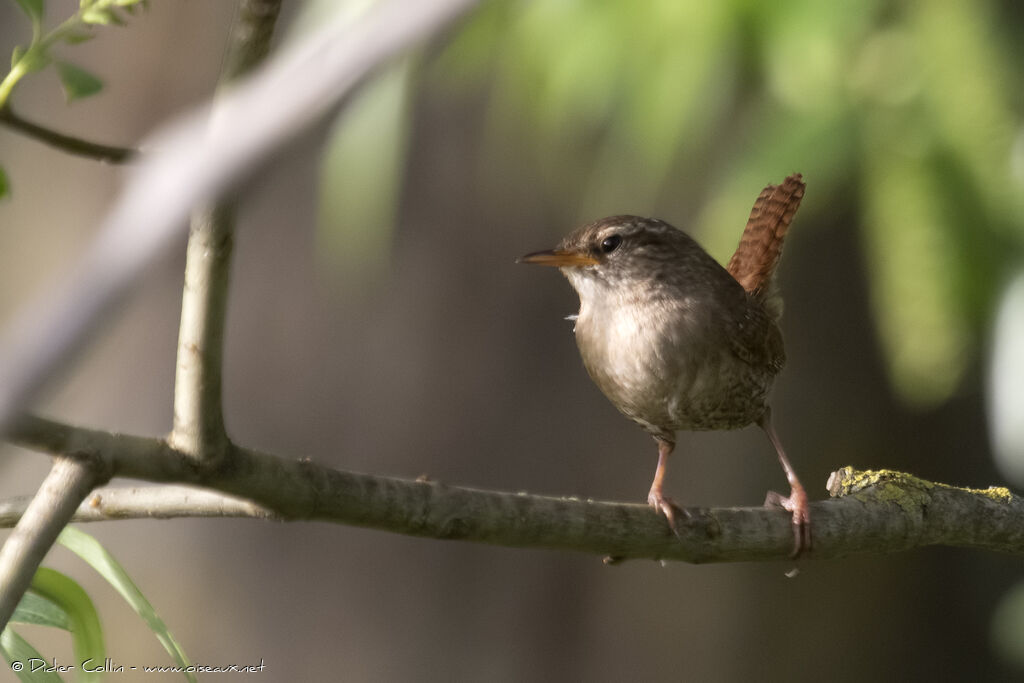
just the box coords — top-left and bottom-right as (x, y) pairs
(318, 61), (412, 282)
(2, 0), (147, 107)
(0, 0), (148, 196)
(1, 628), (64, 683)
(26, 568), (105, 683)
(12, 0), (43, 25)
(55, 61), (103, 102)
(0, 527), (194, 683)
(57, 527), (194, 680)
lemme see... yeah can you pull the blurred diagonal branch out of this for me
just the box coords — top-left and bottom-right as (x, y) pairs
(0, 0), (481, 435)
(0, 454), (109, 631)
(6, 415), (1024, 563)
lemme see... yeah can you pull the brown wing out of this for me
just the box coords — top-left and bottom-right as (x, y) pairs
(726, 173), (805, 296)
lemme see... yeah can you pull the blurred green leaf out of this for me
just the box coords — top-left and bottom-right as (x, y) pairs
(11, 592), (71, 630)
(11, 45), (26, 69)
(55, 61), (103, 101)
(61, 30), (96, 45)
(695, 107), (852, 260)
(0, 628), (65, 683)
(29, 568), (105, 683)
(910, 0), (1022, 227)
(429, 0), (511, 86)
(318, 60), (412, 284)
(80, 6), (124, 25)
(115, 0), (147, 13)
(78, 0), (146, 10)
(57, 527), (194, 682)
(861, 118), (970, 405)
(13, 0), (44, 26)
(0, 167), (8, 200)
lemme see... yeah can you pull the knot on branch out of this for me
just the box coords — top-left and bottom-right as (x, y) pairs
(63, 449), (114, 486)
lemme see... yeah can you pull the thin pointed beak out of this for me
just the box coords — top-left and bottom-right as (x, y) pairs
(517, 249), (598, 267)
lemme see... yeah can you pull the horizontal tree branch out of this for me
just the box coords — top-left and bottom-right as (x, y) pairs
(6, 415), (1022, 563)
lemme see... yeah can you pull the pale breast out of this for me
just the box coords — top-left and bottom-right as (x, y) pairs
(574, 295), (774, 439)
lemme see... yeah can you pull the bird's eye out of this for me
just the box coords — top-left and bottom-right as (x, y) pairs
(600, 235), (622, 254)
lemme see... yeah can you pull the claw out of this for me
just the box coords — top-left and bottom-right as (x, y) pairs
(647, 438), (687, 538)
(765, 484), (811, 557)
(648, 489), (686, 538)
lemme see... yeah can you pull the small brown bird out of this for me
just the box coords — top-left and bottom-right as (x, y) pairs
(519, 174), (809, 554)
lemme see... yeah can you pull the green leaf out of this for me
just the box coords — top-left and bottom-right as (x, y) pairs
(58, 527), (194, 681)
(0, 628), (65, 683)
(80, 6), (124, 25)
(55, 61), (103, 102)
(0, 167), (8, 200)
(29, 568), (105, 683)
(13, 0), (44, 25)
(861, 124), (970, 405)
(11, 592), (70, 630)
(11, 45), (27, 68)
(318, 61), (411, 284)
(61, 30), (96, 45)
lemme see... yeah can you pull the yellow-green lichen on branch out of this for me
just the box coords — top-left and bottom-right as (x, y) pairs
(827, 467), (1013, 509)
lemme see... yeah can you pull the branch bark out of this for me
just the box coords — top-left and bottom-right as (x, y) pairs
(0, 454), (109, 629)
(7, 415), (1023, 563)
(170, 204), (234, 460)
(170, 0), (282, 461)
(0, 485), (274, 525)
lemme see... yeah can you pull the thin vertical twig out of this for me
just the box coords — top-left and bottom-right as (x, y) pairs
(170, 203), (236, 460)
(170, 0), (283, 462)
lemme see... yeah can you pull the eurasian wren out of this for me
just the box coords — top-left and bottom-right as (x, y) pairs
(519, 174), (809, 554)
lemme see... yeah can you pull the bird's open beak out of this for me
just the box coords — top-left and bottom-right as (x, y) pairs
(517, 249), (598, 267)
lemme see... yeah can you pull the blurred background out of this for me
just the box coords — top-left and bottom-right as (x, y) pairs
(2, 0), (1024, 680)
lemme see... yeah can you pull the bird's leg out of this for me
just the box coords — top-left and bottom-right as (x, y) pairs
(757, 409), (811, 556)
(648, 438), (684, 536)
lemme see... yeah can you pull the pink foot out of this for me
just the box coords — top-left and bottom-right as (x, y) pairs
(765, 485), (811, 557)
(648, 490), (686, 538)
